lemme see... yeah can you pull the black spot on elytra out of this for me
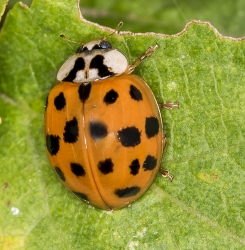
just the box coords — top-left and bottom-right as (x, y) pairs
(90, 55), (114, 78)
(63, 117), (79, 143)
(63, 57), (85, 82)
(114, 186), (141, 198)
(143, 155), (157, 171)
(117, 126), (141, 147)
(78, 83), (92, 103)
(129, 85), (143, 101)
(145, 116), (159, 138)
(73, 191), (89, 201)
(54, 92), (66, 111)
(89, 121), (108, 140)
(46, 134), (60, 155)
(98, 158), (114, 175)
(129, 159), (140, 175)
(70, 163), (86, 177)
(54, 166), (66, 181)
(103, 89), (118, 105)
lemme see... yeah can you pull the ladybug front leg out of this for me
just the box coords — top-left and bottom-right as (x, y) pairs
(124, 45), (159, 75)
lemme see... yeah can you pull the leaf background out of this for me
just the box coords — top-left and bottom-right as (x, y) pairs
(3, 0), (245, 36)
(1, 0), (245, 249)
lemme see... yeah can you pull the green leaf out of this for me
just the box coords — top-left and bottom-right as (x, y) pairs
(0, 0), (8, 21)
(1, 0), (245, 249)
(81, 0), (245, 37)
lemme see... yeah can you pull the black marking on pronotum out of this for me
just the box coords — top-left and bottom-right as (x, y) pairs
(129, 85), (143, 101)
(76, 45), (86, 53)
(92, 44), (100, 50)
(89, 55), (114, 78)
(114, 186), (141, 198)
(70, 163), (86, 177)
(54, 92), (66, 111)
(145, 116), (159, 138)
(129, 159), (140, 175)
(78, 83), (92, 103)
(89, 121), (108, 140)
(63, 117), (79, 143)
(54, 166), (66, 181)
(46, 134), (60, 155)
(143, 155), (157, 171)
(98, 158), (114, 175)
(117, 126), (141, 147)
(63, 57), (85, 82)
(103, 89), (119, 105)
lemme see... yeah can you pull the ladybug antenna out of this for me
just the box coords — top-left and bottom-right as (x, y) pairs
(60, 34), (84, 45)
(103, 21), (123, 40)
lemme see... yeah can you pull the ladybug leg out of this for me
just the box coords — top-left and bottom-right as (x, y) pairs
(158, 169), (174, 181)
(158, 133), (173, 181)
(124, 44), (159, 74)
(158, 102), (179, 109)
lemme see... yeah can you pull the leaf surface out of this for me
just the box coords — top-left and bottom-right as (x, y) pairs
(0, 0), (245, 249)
(0, 0), (8, 20)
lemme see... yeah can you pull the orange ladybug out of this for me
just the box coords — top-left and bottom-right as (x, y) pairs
(45, 23), (175, 210)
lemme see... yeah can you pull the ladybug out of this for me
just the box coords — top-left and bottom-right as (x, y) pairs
(45, 23), (175, 210)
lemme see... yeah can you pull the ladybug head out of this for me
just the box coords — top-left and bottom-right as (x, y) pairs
(76, 22), (123, 53)
(76, 39), (112, 53)
(57, 22), (128, 84)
